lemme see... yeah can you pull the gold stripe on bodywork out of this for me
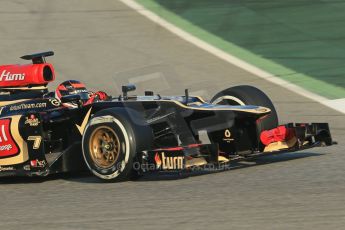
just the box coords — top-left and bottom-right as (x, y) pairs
(76, 108), (92, 135)
(1, 86), (47, 91)
(168, 100), (271, 114)
(194, 96), (207, 103)
(0, 99), (30, 107)
(0, 115), (29, 165)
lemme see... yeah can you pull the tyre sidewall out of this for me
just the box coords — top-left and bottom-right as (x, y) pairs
(82, 115), (135, 180)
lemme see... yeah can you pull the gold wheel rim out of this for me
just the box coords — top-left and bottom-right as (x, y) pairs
(89, 126), (120, 169)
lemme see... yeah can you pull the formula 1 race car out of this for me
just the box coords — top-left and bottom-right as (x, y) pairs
(0, 52), (335, 181)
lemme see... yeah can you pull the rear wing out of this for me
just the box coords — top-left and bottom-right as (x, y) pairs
(21, 51), (54, 64)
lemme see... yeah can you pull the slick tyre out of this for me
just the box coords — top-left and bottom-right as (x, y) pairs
(82, 108), (152, 182)
(211, 85), (278, 133)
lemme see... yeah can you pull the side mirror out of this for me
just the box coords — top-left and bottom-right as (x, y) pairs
(60, 94), (81, 106)
(122, 84), (136, 99)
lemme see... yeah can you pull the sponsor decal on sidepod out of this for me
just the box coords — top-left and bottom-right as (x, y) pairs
(24, 115), (40, 127)
(10, 102), (47, 111)
(0, 119), (18, 157)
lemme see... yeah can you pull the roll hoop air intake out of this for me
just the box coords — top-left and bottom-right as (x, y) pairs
(0, 51), (55, 88)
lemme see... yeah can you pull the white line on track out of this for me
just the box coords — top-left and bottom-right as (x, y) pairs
(120, 0), (345, 114)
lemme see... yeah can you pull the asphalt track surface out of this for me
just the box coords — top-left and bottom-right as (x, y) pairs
(0, 1), (344, 229)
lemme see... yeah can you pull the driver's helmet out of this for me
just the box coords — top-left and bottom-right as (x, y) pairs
(55, 80), (90, 108)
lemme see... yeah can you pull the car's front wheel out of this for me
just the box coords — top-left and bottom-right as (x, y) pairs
(209, 85), (279, 151)
(82, 108), (152, 181)
(211, 85), (279, 133)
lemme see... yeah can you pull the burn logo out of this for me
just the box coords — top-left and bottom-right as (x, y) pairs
(154, 152), (184, 170)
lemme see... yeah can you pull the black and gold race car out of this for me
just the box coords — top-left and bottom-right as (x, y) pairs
(0, 52), (335, 181)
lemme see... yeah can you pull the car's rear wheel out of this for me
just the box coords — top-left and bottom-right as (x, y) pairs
(82, 108), (152, 181)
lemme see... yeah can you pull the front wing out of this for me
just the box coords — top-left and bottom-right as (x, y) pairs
(140, 123), (335, 172)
